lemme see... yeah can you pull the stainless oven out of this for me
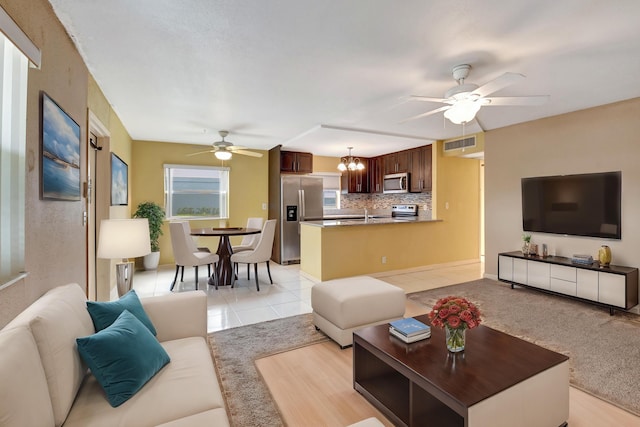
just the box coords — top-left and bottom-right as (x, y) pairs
(383, 173), (409, 193)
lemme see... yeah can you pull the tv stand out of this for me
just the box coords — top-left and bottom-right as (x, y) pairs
(498, 251), (638, 315)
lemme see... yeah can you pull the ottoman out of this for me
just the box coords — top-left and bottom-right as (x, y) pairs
(312, 276), (405, 348)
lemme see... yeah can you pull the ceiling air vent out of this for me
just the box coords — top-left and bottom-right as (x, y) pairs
(444, 136), (476, 152)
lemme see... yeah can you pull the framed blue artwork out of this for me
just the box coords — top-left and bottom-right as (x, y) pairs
(110, 153), (128, 206)
(41, 92), (81, 201)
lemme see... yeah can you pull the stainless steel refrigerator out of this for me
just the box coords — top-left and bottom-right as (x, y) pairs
(280, 175), (324, 264)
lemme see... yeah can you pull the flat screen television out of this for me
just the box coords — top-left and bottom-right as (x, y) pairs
(521, 171), (621, 239)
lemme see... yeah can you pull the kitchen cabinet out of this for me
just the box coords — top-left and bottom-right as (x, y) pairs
(498, 252), (639, 314)
(383, 150), (410, 175)
(368, 156), (384, 193)
(409, 145), (432, 192)
(341, 158), (369, 193)
(280, 151), (313, 173)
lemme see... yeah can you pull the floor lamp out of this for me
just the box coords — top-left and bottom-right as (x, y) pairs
(97, 219), (151, 297)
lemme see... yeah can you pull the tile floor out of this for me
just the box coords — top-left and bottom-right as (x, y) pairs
(133, 261), (484, 334)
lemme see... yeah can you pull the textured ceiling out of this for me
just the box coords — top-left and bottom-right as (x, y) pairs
(48, 0), (640, 158)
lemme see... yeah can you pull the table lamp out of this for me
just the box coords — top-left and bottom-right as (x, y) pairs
(97, 219), (151, 296)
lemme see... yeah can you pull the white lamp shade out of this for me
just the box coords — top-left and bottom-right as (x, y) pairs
(215, 150), (232, 160)
(97, 219), (151, 259)
(444, 100), (482, 124)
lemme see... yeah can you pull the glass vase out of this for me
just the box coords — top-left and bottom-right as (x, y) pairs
(445, 325), (466, 353)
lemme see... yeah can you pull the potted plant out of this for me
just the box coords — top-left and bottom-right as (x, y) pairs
(133, 201), (165, 270)
(522, 233), (532, 255)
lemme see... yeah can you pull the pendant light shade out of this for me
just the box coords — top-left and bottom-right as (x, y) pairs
(337, 147), (364, 171)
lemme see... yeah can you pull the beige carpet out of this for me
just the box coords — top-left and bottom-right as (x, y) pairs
(208, 314), (328, 427)
(408, 278), (640, 417)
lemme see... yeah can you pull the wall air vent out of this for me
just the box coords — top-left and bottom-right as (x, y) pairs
(444, 135), (476, 152)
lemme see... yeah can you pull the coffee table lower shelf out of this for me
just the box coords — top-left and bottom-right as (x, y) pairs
(353, 317), (569, 427)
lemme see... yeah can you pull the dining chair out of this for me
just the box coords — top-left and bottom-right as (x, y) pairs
(169, 221), (219, 290)
(230, 219), (277, 291)
(232, 217), (264, 278)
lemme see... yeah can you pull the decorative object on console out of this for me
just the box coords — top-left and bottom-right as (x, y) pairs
(529, 243), (538, 256)
(428, 296), (482, 353)
(571, 254), (594, 265)
(337, 146), (365, 171)
(522, 233), (531, 255)
(97, 219), (151, 296)
(598, 245), (612, 267)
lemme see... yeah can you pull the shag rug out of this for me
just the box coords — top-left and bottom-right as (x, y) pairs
(408, 278), (640, 417)
(208, 314), (328, 427)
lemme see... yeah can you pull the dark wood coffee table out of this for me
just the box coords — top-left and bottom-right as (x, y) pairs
(353, 315), (569, 427)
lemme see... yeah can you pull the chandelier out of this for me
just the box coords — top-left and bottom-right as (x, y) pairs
(337, 147), (365, 171)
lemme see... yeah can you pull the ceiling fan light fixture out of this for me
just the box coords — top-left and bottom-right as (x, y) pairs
(214, 150), (232, 160)
(338, 146), (365, 172)
(444, 100), (482, 124)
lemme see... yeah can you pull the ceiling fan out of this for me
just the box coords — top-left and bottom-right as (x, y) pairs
(401, 64), (549, 125)
(187, 130), (263, 160)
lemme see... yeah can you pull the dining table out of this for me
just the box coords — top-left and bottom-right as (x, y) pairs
(190, 226), (262, 286)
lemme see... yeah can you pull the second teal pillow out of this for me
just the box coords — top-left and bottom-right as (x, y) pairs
(86, 290), (157, 335)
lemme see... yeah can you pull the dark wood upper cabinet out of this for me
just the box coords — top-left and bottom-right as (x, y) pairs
(409, 145), (432, 192)
(383, 150), (410, 175)
(280, 151), (313, 173)
(341, 158), (369, 193)
(369, 156), (384, 193)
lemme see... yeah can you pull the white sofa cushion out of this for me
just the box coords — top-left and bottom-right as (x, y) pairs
(5, 283), (94, 427)
(0, 326), (55, 427)
(63, 336), (225, 427)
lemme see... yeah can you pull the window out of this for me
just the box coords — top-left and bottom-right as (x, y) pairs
(0, 29), (31, 288)
(310, 173), (340, 209)
(164, 164), (229, 220)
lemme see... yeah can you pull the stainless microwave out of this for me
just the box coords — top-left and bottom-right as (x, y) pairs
(383, 173), (409, 193)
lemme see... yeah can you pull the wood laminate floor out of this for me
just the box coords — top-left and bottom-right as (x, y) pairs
(256, 262), (640, 427)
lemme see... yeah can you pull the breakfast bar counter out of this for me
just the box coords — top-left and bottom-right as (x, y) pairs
(300, 217), (477, 281)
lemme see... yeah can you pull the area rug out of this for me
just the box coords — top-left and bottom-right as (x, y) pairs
(408, 278), (640, 417)
(209, 314), (328, 427)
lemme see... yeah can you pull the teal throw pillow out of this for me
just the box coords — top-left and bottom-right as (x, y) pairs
(76, 310), (170, 407)
(86, 289), (157, 335)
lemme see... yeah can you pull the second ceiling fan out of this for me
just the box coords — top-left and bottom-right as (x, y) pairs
(188, 130), (263, 160)
(401, 64), (549, 125)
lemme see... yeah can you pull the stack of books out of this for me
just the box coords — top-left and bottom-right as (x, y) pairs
(389, 318), (431, 343)
(571, 254), (594, 265)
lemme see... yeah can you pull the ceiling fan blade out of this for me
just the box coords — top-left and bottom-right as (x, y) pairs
(409, 95), (451, 103)
(399, 105), (451, 124)
(483, 95), (549, 106)
(186, 149), (215, 157)
(233, 149), (263, 158)
(471, 72), (525, 98)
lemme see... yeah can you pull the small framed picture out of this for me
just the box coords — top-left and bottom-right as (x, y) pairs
(41, 92), (81, 201)
(110, 153), (128, 206)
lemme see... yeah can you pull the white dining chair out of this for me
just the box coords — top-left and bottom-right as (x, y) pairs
(232, 217), (264, 253)
(169, 221), (219, 290)
(232, 217), (264, 278)
(230, 219), (277, 291)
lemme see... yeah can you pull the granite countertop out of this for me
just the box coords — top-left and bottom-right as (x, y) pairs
(303, 217), (440, 227)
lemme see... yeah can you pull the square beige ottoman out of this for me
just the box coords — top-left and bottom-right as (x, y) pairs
(312, 276), (405, 348)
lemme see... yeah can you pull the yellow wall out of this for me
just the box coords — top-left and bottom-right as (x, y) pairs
(301, 141), (482, 281)
(313, 155), (342, 173)
(131, 141), (269, 265)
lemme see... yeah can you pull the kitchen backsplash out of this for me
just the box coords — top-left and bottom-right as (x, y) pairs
(341, 192), (432, 213)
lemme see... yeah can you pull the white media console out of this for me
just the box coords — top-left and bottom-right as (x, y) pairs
(498, 251), (638, 315)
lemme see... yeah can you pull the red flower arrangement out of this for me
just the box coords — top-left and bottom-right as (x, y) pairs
(427, 296), (482, 330)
